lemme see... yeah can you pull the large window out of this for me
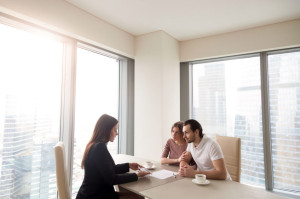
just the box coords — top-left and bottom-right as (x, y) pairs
(268, 51), (300, 193)
(0, 17), (132, 199)
(192, 56), (265, 186)
(72, 47), (119, 194)
(189, 49), (300, 196)
(0, 23), (62, 198)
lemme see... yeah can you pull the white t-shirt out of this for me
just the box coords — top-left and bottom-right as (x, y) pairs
(187, 135), (231, 180)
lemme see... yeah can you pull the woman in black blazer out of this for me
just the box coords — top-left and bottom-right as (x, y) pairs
(76, 114), (149, 199)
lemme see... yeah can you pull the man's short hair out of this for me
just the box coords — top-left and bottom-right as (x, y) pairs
(184, 119), (203, 138)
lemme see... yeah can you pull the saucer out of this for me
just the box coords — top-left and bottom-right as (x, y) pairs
(143, 164), (156, 170)
(192, 179), (210, 185)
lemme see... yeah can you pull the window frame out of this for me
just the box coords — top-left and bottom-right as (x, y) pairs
(64, 42), (135, 195)
(75, 42), (135, 155)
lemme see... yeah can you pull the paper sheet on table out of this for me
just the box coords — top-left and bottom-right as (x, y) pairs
(150, 169), (178, 179)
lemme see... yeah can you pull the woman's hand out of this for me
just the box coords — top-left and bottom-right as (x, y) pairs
(177, 152), (187, 162)
(130, 162), (150, 177)
(129, 162), (142, 170)
(179, 151), (192, 162)
(177, 155), (183, 163)
(136, 170), (150, 177)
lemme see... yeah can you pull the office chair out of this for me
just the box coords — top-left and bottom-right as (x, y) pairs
(54, 142), (71, 199)
(216, 135), (241, 182)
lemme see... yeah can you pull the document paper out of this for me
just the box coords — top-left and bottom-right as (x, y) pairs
(150, 169), (178, 179)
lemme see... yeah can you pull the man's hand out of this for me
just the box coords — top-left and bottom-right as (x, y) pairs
(179, 164), (196, 177)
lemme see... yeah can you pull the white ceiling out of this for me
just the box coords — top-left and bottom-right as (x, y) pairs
(65, 0), (300, 41)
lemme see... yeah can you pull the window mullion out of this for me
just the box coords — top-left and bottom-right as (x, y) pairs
(260, 52), (273, 191)
(180, 62), (191, 120)
(118, 59), (134, 155)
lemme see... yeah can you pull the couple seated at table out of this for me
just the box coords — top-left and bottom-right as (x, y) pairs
(161, 120), (231, 180)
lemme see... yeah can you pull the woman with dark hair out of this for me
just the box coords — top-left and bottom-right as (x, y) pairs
(76, 114), (149, 199)
(160, 121), (188, 165)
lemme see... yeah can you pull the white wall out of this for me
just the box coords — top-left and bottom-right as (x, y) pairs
(134, 31), (180, 160)
(0, 0), (135, 58)
(180, 18), (300, 61)
(161, 33), (180, 148)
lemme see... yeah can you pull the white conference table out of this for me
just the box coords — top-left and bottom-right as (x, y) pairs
(113, 154), (287, 199)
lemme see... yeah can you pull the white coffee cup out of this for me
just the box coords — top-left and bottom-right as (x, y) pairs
(145, 161), (153, 168)
(195, 174), (206, 183)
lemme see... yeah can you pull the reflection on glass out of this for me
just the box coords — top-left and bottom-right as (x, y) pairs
(72, 48), (119, 195)
(192, 56), (265, 187)
(268, 51), (300, 194)
(0, 24), (62, 198)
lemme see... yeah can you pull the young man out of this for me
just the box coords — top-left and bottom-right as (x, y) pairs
(179, 119), (231, 180)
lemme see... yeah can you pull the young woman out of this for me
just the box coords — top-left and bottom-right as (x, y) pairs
(76, 114), (149, 199)
(161, 121), (188, 165)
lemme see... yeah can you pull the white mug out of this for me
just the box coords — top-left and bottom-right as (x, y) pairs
(195, 174), (206, 183)
(145, 161), (153, 168)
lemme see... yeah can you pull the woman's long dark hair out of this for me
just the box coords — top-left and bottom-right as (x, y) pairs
(81, 114), (118, 169)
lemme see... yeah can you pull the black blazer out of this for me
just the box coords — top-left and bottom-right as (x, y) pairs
(76, 142), (138, 199)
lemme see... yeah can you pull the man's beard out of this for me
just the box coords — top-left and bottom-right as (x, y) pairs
(186, 137), (194, 143)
